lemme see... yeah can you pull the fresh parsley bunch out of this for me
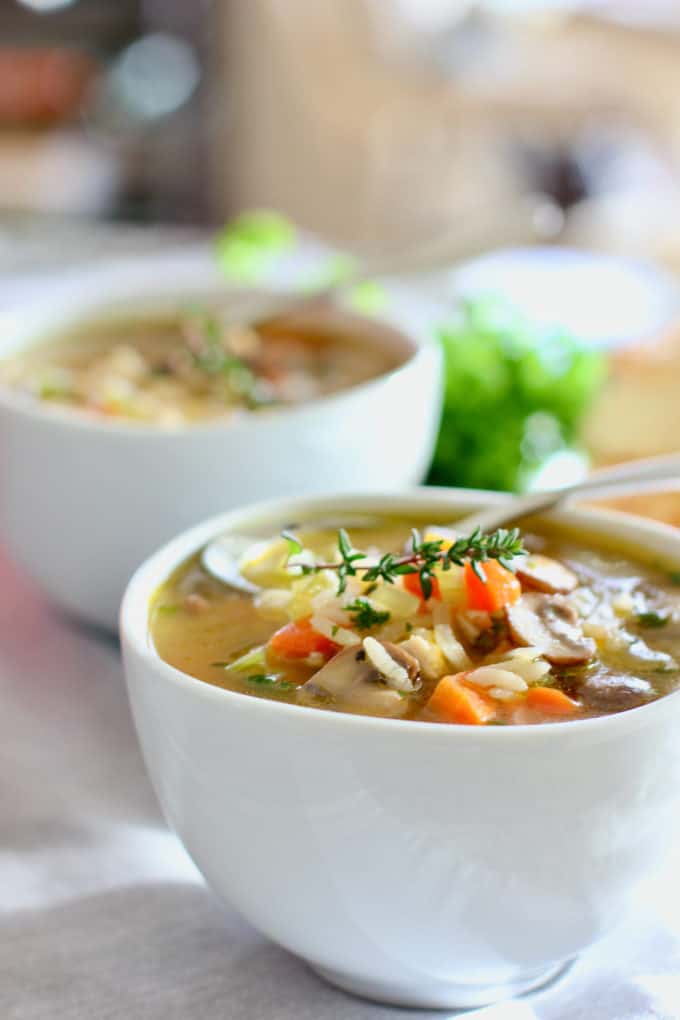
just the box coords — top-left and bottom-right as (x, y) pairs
(428, 299), (606, 492)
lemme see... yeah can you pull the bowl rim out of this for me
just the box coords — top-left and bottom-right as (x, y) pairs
(0, 279), (439, 439)
(120, 487), (680, 741)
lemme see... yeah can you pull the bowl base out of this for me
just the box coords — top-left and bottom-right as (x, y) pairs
(310, 957), (573, 1010)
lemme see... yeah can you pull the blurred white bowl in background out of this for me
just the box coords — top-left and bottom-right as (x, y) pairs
(448, 246), (680, 349)
(0, 247), (441, 630)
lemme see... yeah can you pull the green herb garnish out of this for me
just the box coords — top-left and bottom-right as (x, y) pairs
(217, 645), (267, 673)
(636, 611), (670, 629)
(156, 604), (179, 616)
(246, 673), (296, 692)
(283, 525), (526, 597)
(669, 571), (680, 586)
(345, 598), (390, 631)
(428, 299), (606, 492)
(282, 530), (303, 556)
(182, 312), (266, 408)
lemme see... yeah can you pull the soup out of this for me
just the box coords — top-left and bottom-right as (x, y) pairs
(0, 311), (399, 425)
(151, 514), (680, 725)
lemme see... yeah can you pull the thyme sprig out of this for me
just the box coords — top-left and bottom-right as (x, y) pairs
(181, 313), (262, 406)
(285, 526), (527, 598)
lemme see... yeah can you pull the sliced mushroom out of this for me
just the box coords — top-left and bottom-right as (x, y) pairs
(516, 555), (578, 595)
(573, 671), (654, 713)
(506, 593), (596, 666)
(362, 637), (421, 692)
(298, 640), (420, 717)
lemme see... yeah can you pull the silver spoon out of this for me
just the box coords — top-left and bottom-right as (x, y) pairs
(453, 452), (680, 534)
(202, 453), (680, 593)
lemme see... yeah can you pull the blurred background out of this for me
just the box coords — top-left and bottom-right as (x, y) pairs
(3, 0), (680, 502)
(3, 0), (680, 250)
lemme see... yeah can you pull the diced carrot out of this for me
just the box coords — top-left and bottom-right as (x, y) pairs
(525, 686), (580, 716)
(426, 673), (496, 725)
(404, 571), (441, 605)
(464, 560), (521, 613)
(268, 616), (340, 660)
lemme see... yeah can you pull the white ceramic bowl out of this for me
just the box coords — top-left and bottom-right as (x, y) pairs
(0, 252), (440, 629)
(121, 489), (680, 1010)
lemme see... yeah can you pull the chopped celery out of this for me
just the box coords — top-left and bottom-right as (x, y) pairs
(221, 645), (267, 673)
(371, 584), (420, 619)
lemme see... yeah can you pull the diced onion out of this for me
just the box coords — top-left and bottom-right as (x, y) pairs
(488, 687), (520, 702)
(612, 592), (635, 616)
(399, 634), (446, 681)
(436, 564), (465, 606)
(371, 584), (420, 619)
(432, 603), (471, 670)
(494, 656), (551, 684)
(254, 589), (291, 619)
(287, 570), (337, 620)
(309, 613), (359, 647)
(467, 666), (528, 692)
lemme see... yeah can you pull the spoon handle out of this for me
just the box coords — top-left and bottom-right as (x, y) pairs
(454, 453), (680, 535)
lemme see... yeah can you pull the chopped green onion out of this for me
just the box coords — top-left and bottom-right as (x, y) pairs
(219, 645), (267, 672)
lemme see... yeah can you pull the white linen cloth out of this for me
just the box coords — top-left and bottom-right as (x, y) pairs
(4, 547), (680, 1020)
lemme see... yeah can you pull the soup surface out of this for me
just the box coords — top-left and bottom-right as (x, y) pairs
(0, 311), (399, 425)
(152, 513), (680, 725)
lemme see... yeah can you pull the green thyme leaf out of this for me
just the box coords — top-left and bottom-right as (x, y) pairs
(471, 560), (487, 583)
(418, 568), (433, 601)
(338, 528), (353, 559)
(281, 530), (303, 557)
(345, 598), (391, 631)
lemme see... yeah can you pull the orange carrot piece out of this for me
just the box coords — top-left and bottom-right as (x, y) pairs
(464, 560), (521, 613)
(427, 674), (496, 725)
(403, 571), (441, 606)
(268, 616), (340, 660)
(525, 686), (580, 716)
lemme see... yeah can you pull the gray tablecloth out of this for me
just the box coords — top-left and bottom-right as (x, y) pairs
(4, 547), (680, 1020)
